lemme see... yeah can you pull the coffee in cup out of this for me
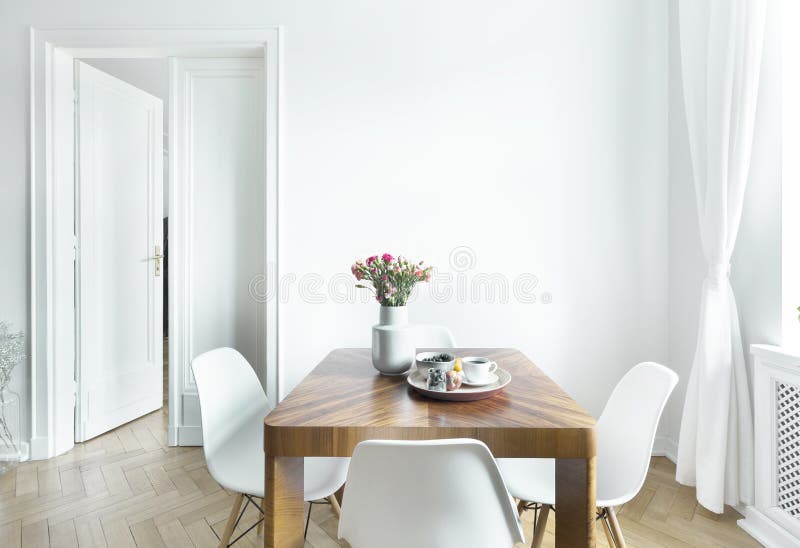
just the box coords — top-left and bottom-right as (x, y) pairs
(461, 357), (498, 384)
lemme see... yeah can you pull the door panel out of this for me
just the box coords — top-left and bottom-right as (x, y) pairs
(76, 61), (164, 442)
(169, 58), (266, 445)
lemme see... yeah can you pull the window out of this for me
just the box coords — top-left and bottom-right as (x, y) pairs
(782, 0), (800, 347)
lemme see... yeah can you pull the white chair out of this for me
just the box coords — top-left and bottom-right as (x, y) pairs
(414, 324), (456, 348)
(497, 362), (678, 547)
(191, 347), (349, 547)
(338, 439), (525, 548)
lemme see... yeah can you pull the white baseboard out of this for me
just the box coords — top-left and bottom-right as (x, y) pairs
(29, 436), (50, 460)
(168, 425), (178, 447)
(739, 506), (800, 547)
(176, 425), (203, 446)
(18, 441), (30, 462)
(651, 435), (678, 463)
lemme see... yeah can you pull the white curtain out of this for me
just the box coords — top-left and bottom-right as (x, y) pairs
(675, 0), (766, 513)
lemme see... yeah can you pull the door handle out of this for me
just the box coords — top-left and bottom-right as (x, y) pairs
(153, 245), (163, 277)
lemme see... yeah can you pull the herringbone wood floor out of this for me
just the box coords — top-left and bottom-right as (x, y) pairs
(0, 337), (761, 548)
(0, 404), (762, 548)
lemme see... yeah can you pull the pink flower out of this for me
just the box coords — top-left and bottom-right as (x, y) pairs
(352, 255), (432, 304)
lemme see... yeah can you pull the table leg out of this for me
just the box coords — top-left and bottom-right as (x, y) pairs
(264, 456), (304, 548)
(555, 457), (596, 547)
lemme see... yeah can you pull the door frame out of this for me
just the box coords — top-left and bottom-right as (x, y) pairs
(29, 27), (282, 459)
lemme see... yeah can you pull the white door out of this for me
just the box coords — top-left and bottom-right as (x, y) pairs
(75, 61), (164, 442)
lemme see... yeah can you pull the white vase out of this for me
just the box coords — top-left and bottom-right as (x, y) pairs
(372, 306), (415, 376)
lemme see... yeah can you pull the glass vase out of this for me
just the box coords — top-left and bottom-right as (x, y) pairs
(0, 388), (20, 473)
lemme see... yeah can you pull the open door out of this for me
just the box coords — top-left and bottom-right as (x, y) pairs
(75, 61), (164, 442)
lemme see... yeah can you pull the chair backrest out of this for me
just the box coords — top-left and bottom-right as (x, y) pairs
(338, 439), (524, 548)
(596, 362), (678, 504)
(414, 324), (456, 348)
(191, 348), (269, 464)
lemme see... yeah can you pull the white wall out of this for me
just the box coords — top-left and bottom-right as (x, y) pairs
(278, 0), (670, 415)
(1, 0), (669, 447)
(665, 0), (782, 453)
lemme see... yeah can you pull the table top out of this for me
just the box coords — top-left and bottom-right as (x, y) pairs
(264, 348), (596, 459)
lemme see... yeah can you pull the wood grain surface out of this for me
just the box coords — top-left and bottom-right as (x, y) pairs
(264, 348), (596, 458)
(264, 348), (597, 548)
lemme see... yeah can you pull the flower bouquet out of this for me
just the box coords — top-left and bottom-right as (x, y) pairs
(351, 253), (433, 375)
(351, 253), (432, 307)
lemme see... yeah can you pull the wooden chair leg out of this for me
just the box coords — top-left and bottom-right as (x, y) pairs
(606, 506), (626, 548)
(256, 496), (267, 536)
(219, 493), (244, 548)
(517, 499), (526, 517)
(600, 508), (616, 547)
(327, 494), (342, 518)
(530, 504), (550, 548)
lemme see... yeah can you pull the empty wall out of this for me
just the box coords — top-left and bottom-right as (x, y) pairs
(0, 0), (669, 445)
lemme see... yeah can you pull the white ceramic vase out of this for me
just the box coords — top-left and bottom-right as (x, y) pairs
(372, 306), (415, 376)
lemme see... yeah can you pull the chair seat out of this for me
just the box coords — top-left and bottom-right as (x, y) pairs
(191, 347), (351, 547)
(497, 458), (627, 508)
(338, 439), (524, 548)
(211, 431), (266, 496)
(497, 458), (556, 506)
(304, 458), (351, 501)
(498, 363), (678, 548)
(208, 408), (349, 501)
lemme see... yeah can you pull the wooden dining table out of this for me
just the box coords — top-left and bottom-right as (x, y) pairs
(263, 348), (597, 547)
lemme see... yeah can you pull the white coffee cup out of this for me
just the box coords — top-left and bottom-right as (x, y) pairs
(461, 356), (498, 384)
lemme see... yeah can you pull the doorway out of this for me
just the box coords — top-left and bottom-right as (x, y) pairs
(73, 59), (166, 442)
(29, 28), (281, 459)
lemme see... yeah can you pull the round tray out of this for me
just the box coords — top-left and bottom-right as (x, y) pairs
(407, 367), (511, 401)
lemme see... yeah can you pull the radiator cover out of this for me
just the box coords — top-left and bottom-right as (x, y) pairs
(739, 345), (800, 546)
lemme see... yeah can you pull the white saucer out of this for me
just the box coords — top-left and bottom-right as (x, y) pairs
(461, 373), (499, 387)
(407, 368), (511, 401)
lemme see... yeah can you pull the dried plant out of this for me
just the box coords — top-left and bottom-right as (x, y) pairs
(0, 322), (25, 453)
